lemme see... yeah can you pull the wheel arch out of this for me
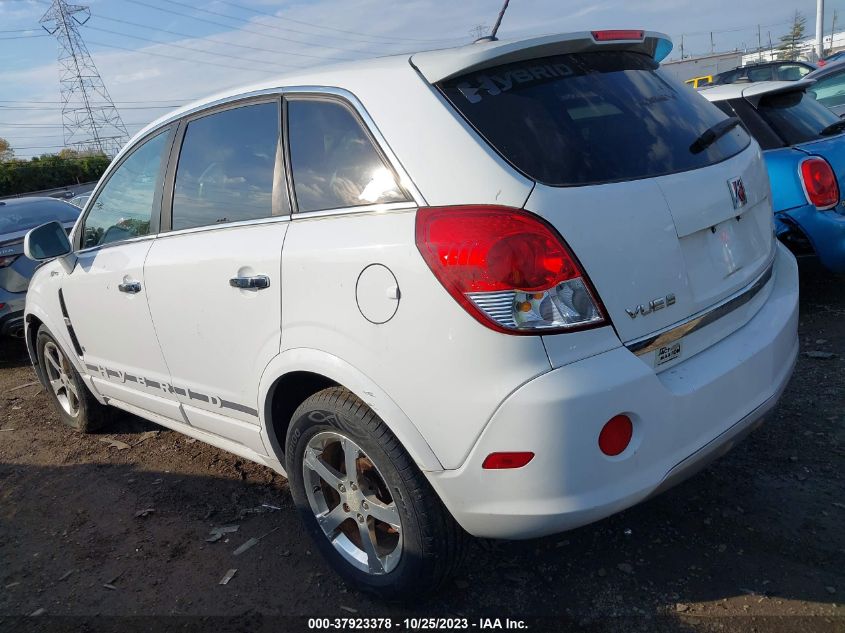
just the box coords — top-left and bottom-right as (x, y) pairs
(258, 348), (444, 474)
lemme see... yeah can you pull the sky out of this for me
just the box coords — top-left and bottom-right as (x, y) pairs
(1, 0), (843, 158)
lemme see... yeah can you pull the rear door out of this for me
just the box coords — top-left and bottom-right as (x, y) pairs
(437, 50), (774, 349)
(143, 98), (287, 454)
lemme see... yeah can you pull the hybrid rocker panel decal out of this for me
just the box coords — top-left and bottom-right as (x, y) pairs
(84, 363), (259, 417)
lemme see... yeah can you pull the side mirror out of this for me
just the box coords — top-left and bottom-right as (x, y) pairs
(24, 221), (72, 261)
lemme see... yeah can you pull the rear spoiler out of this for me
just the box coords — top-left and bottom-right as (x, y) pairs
(411, 30), (672, 83)
(740, 79), (817, 107)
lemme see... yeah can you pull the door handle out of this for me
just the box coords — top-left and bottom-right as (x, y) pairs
(229, 275), (270, 290)
(118, 280), (142, 294)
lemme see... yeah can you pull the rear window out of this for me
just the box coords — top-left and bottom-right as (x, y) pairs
(757, 89), (841, 145)
(438, 51), (750, 187)
(0, 199), (79, 235)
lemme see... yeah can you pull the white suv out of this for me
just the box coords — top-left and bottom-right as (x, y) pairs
(23, 30), (799, 597)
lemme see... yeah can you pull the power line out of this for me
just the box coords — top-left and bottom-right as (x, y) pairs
(95, 13), (363, 62)
(209, 0), (463, 45)
(0, 33), (50, 39)
(124, 0), (409, 56)
(0, 121), (150, 127)
(84, 37), (290, 74)
(81, 23), (332, 68)
(0, 99), (194, 103)
(86, 17), (354, 64)
(10, 144), (80, 149)
(0, 104), (182, 110)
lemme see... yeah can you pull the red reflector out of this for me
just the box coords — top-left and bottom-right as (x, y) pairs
(800, 157), (839, 209)
(592, 30), (644, 41)
(482, 452), (535, 469)
(0, 303), (5, 310)
(598, 415), (633, 456)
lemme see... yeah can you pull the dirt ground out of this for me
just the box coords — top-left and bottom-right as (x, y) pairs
(0, 261), (843, 633)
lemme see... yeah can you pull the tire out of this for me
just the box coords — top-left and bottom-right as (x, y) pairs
(36, 326), (110, 433)
(286, 386), (466, 598)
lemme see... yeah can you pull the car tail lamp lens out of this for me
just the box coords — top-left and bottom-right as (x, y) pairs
(415, 206), (606, 334)
(592, 30), (644, 41)
(598, 415), (633, 456)
(0, 255), (18, 269)
(482, 452), (535, 469)
(800, 157), (839, 209)
(0, 303), (5, 311)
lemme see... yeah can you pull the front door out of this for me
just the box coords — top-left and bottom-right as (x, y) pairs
(61, 127), (182, 420)
(143, 99), (286, 454)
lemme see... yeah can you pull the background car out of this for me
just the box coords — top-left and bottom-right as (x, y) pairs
(804, 60), (845, 116)
(0, 197), (79, 338)
(712, 60), (815, 84)
(68, 194), (90, 209)
(816, 50), (845, 67)
(702, 80), (845, 273)
(685, 74), (713, 89)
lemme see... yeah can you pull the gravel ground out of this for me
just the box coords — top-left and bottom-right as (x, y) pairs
(0, 261), (843, 633)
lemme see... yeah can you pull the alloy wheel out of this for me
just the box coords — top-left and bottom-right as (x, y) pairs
(302, 430), (402, 575)
(43, 341), (80, 418)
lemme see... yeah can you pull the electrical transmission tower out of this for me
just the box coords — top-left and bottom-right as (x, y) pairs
(39, 0), (129, 157)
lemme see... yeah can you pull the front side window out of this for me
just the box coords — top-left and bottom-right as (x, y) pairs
(287, 99), (409, 213)
(438, 52), (750, 186)
(82, 129), (170, 249)
(809, 70), (845, 110)
(172, 101), (280, 231)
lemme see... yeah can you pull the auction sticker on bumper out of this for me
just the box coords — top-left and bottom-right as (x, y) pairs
(656, 341), (682, 366)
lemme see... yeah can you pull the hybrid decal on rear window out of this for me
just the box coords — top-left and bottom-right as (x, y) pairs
(438, 51), (751, 186)
(455, 63), (574, 103)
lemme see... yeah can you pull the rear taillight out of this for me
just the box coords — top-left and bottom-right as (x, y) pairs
(591, 30), (645, 41)
(800, 157), (839, 210)
(415, 206), (606, 334)
(0, 255), (18, 269)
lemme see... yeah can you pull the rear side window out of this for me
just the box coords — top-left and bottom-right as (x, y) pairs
(746, 66), (774, 82)
(757, 89), (841, 145)
(287, 99), (409, 213)
(438, 52), (750, 187)
(172, 101), (280, 231)
(776, 64), (811, 81)
(808, 70), (845, 110)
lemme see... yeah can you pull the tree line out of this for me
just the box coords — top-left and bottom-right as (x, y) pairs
(0, 139), (111, 197)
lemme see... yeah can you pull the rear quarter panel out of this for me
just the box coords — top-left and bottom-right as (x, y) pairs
(279, 209), (553, 469)
(763, 147), (810, 212)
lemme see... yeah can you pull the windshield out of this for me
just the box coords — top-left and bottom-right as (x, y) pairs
(757, 89), (842, 144)
(0, 199), (79, 236)
(438, 51), (750, 186)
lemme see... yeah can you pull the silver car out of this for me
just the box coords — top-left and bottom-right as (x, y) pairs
(0, 197), (79, 337)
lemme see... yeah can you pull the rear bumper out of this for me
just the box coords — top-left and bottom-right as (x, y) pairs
(780, 204), (845, 273)
(427, 244), (799, 539)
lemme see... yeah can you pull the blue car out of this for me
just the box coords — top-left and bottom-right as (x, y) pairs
(702, 81), (845, 273)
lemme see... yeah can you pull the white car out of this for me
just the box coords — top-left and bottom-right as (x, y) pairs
(23, 30), (799, 597)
